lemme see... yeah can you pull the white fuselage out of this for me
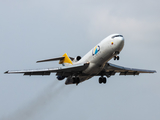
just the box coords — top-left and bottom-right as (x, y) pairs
(76, 34), (124, 81)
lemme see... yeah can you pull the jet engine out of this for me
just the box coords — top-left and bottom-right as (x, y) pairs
(57, 76), (65, 80)
(76, 56), (81, 61)
(73, 56), (81, 62)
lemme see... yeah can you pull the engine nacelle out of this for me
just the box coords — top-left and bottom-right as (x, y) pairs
(76, 56), (81, 61)
(57, 76), (65, 80)
(73, 56), (81, 62)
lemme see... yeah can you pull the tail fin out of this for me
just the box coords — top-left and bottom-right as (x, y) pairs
(59, 53), (73, 66)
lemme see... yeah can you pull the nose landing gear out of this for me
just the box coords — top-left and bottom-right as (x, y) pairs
(99, 77), (107, 84)
(114, 56), (119, 60)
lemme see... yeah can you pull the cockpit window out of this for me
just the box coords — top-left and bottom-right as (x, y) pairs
(112, 35), (123, 39)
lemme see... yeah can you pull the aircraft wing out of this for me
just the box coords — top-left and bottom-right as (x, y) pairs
(99, 63), (156, 76)
(4, 63), (89, 76)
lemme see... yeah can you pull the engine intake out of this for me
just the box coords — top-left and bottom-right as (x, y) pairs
(76, 56), (81, 61)
(57, 76), (65, 80)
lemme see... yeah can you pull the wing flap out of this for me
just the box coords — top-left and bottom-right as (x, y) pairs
(24, 72), (51, 75)
(119, 72), (139, 75)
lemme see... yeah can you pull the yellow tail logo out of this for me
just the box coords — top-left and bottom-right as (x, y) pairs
(59, 53), (73, 65)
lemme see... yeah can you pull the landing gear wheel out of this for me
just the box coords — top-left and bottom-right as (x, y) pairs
(99, 77), (107, 84)
(73, 77), (76, 83)
(117, 56), (119, 60)
(73, 77), (80, 85)
(114, 56), (120, 60)
(103, 77), (107, 84)
(76, 77), (80, 85)
(99, 77), (103, 84)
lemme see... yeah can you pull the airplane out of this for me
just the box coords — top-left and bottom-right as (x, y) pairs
(4, 34), (156, 85)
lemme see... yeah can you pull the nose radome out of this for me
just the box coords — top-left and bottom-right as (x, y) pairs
(117, 37), (124, 50)
(120, 37), (124, 45)
(121, 36), (124, 41)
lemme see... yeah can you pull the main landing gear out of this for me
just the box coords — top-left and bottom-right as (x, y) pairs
(99, 77), (107, 84)
(114, 56), (119, 60)
(72, 77), (80, 85)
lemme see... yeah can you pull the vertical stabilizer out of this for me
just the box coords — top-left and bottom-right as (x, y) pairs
(59, 53), (73, 66)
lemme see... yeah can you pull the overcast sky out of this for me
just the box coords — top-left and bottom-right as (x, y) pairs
(0, 0), (160, 120)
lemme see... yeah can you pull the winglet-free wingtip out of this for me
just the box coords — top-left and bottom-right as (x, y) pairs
(4, 71), (9, 74)
(151, 70), (157, 73)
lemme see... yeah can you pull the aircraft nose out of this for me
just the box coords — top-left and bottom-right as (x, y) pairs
(121, 36), (124, 41)
(117, 37), (124, 50)
(119, 37), (124, 45)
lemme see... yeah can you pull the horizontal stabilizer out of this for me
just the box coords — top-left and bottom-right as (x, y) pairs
(36, 57), (65, 63)
(36, 55), (74, 63)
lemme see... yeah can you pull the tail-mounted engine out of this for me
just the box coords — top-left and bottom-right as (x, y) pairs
(73, 56), (81, 62)
(76, 56), (81, 61)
